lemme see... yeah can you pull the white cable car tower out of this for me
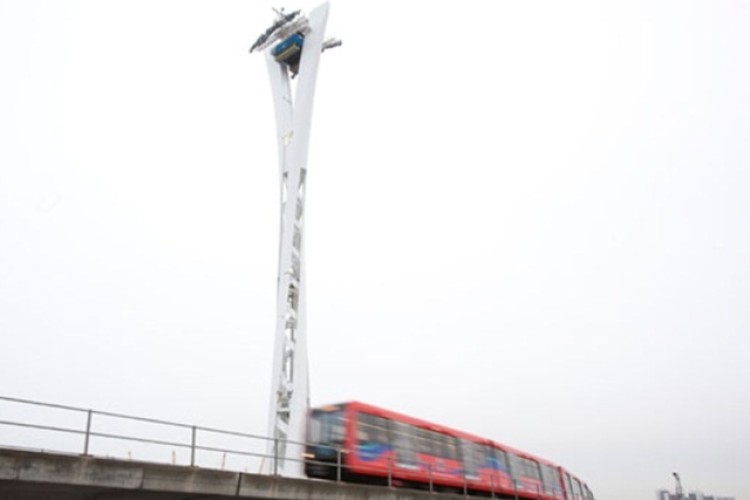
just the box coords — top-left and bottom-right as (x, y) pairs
(249, 3), (339, 477)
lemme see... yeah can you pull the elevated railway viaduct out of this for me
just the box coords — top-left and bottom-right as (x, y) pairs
(0, 447), (470, 500)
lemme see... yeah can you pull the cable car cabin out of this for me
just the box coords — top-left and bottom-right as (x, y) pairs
(304, 401), (596, 499)
(272, 33), (304, 76)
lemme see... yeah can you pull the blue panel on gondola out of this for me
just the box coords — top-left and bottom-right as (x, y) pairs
(272, 33), (304, 56)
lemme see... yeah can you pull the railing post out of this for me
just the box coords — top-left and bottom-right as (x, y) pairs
(336, 447), (342, 482)
(272, 437), (279, 476)
(387, 455), (393, 487)
(83, 409), (93, 455)
(190, 426), (197, 467)
(514, 479), (519, 500)
(428, 464), (433, 492)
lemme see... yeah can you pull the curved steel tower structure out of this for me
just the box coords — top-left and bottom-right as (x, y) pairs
(250, 3), (336, 477)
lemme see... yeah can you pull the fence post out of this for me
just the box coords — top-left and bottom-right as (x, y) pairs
(190, 426), (197, 467)
(273, 437), (279, 476)
(83, 409), (93, 455)
(428, 464), (432, 492)
(491, 475), (495, 499)
(514, 479), (519, 500)
(387, 455), (392, 487)
(463, 469), (468, 497)
(336, 447), (342, 482)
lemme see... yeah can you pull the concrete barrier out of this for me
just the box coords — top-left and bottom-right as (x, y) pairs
(0, 447), (470, 500)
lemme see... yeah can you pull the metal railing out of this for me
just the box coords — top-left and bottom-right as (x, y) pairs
(0, 395), (551, 498)
(0, 395), (310, 475)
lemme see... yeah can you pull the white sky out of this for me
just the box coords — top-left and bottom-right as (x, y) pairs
(1, 1), (749, 499)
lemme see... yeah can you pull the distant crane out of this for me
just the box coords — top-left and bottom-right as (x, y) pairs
(673, 472), (684, 500)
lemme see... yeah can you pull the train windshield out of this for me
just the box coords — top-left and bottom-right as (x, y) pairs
(309, 408), (345, 446)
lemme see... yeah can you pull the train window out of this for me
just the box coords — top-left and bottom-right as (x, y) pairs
(356, 413), (389, 446)
(415, 429), (460, 461)
(308, 417), (322, 443)
(309, 408), (345, 445)
(407, 424), (422, 452)
(414, 427), (436, 456)
(442, 433), (460, 461)
(508, 453), (523, 481)
(584, 484), (593, 500)
(490, 447), (510, 473)
(540, 463), (552, 492)
(331, 413), (345, 443)
(508, 454), (542, 484)
(459, 440), (473, 476)
(564, 473), (574, 500)
(391, 421), (418, 468)
(525, 458), (542, 481)
(540, 463), (562, 495)
(426, 429), (446, 457)
(552, 467), (563, 495)
(572, 477), (583, 499)
(460, 439), (484, 478)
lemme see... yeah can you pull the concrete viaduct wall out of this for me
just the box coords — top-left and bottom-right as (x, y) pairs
(0, 448), (470, 500)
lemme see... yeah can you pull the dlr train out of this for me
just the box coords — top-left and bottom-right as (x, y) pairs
(304, 401), (595, 500)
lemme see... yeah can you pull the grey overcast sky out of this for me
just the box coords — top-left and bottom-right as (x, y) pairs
(1, 1), (749, 499)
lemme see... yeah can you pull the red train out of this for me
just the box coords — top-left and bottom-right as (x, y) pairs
(304, 401), (594, 500)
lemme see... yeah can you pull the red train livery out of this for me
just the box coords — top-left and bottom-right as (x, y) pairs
(304, 401), (594, 500)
